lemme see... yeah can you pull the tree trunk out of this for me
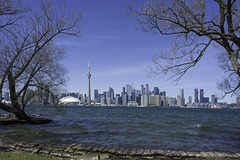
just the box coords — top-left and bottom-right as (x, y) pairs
(14, 110), (31, 121)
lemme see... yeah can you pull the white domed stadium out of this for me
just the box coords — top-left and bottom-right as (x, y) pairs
(59, 96), (80, 105)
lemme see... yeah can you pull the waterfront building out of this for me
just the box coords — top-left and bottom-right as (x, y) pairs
(194, 89), (199, 103)
(141, 85), (145, 95)
(149, 95), (159, 106)
(101, 97), (106, 106)
(122, 87), (126, 95)
(131, 91), (136, 101)
(160, 91), (166, 97)
(211, 95), (216, 104)
(180, 89), (184, 98)
(4, 92), (10, 101)
(136, 94), (141, 106)
(141, 94), (149, 107)
(109, 87), (114, 101)
(154, 87), (159, 95)
(127, 101), (138, 107)
(103, 92), (107, 99)
(115, 96), (121, 105)
(79, 94), (83, 103)
(203, 97), (209, 103)
(122, 94), (128, 106)
(68, 92), (76, 98)
(177, 95), (181, 106)
(188, 96), (192, 104)
(76, 93), (80, 99)
(167, 96), (176, 106)
(59, 96), (80, 105)
(200, 89), (204, 103)
(145, 84), (149, 95)
(126, 84), (132, 96)
(94, 89), (99, 103)
(107, 98), (112, 106)
(161, 96), (166, 106)
(87, 62), (91, 105)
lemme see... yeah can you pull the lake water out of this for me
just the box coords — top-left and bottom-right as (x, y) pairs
(0, 106), (240, 153)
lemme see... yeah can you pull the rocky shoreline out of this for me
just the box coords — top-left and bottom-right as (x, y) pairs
(0, 138), (240, 160)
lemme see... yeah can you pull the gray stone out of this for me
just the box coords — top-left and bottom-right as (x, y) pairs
(50, 152), (62, 157)
(116, 147), (125, 155)
(102, 146), (112, 153)
(99, 153), (110, 159)
(74, 144), (84, 150)
(39, 149), (51, 154)
(143, 149), (151, 156)
(79, 144), (89, 151)
(135, 149), (144, 155)
(84, 145), (94, 152)
(68, 143), (77, 149)
(32, 147), (43, 154)
(62, 153), (74, 158)
(83, 154), (99, 160)
(129, 149), (138, 156)
(122, 149), (131, 155)
(155, 149), (165, 156)
(91, 145), (100, 152)
(149, 149), (158, 155)
(64, 148), (74, 153)
(97, 146), (106, 152)
(74, 150), (86, 156)
(109, 146), (119, 154)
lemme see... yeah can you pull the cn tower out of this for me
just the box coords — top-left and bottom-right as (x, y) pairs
(87, 61), (91, 105)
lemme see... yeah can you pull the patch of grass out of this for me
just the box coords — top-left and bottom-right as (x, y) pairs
(0, 151), (58, 160)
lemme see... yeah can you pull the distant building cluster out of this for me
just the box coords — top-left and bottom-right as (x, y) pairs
(58, 85), (238, 108)
(1, 88), (240, 108)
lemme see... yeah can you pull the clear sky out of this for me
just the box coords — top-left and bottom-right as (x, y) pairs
(26, 0), (236, 103)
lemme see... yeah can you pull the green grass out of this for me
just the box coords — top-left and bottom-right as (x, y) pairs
(0, 151), (59, 160)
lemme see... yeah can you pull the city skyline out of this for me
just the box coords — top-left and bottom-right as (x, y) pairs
(23, 0), (237, 103)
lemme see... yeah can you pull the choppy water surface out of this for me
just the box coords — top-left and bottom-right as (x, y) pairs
(0, 106), (240, 153)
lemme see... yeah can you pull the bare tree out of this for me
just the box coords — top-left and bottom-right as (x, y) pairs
(128, 0), (240, 96)
(0, 0), (29, 29)
(0, 1), (82, 122)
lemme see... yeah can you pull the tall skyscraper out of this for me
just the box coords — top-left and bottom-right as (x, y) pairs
(87, 62), (91, 105)
(200, 89), (204, 103)
(145, 84), (149, 95)
(188, 96), (192, 104)
(180, 89), (184, 98)
(141, 85), (144, 95)
(94, 89), (99, 103)
(194, 88), (199, 103)
(122, 87), (126, 95)
(211, 95), (216, 104)
(126, 84), (132, 95)
(4, 92), (10, 101)
(109, 87), (114, 101)
(154, 87), (159, 95)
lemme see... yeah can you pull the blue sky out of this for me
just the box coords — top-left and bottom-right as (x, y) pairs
(27, 0), (236, 103)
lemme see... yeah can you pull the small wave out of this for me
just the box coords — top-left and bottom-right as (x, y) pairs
(193, 124), (202, 128)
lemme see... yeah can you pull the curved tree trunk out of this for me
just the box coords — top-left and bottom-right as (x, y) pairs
(13, 110), (31, 121)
